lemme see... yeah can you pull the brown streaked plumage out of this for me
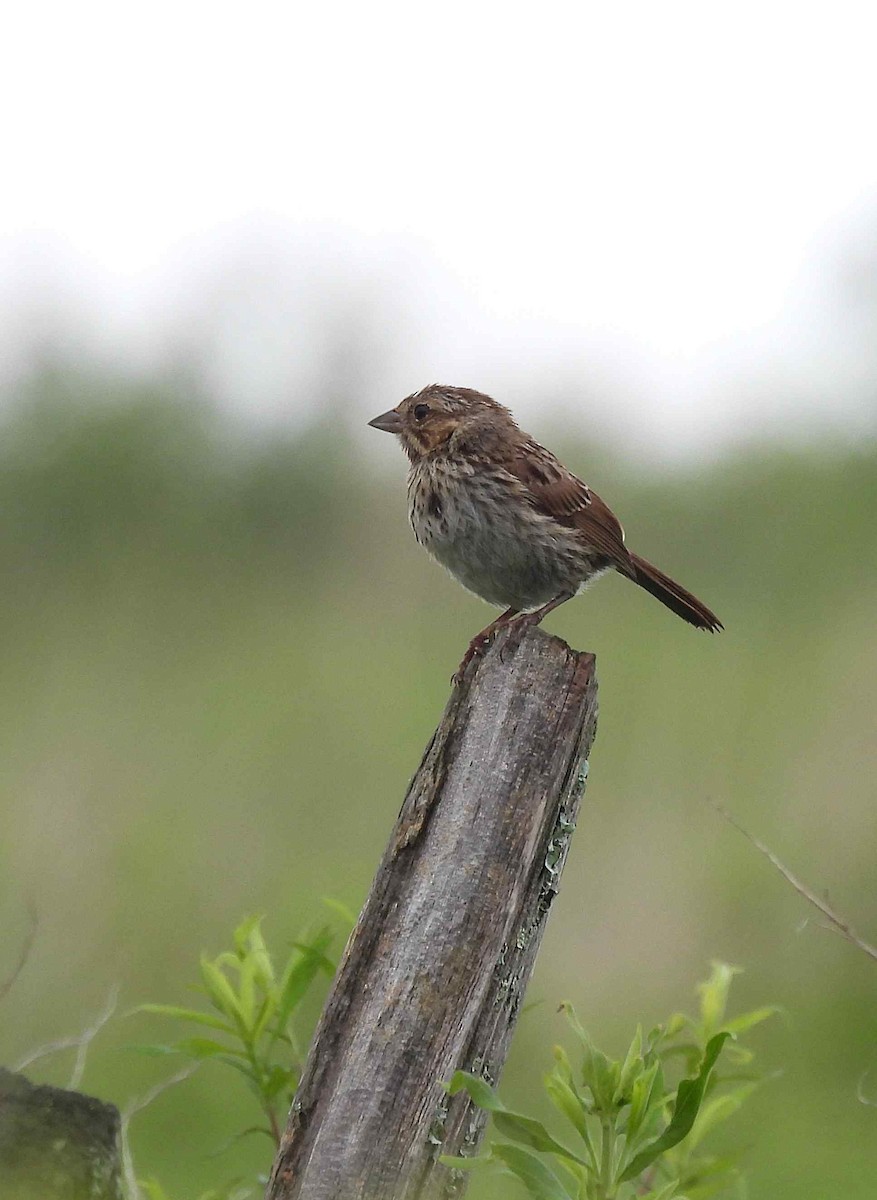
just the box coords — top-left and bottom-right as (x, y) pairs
(369, 384), (722, 680)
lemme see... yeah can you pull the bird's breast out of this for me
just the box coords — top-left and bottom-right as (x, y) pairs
(406, 458), (594, 610)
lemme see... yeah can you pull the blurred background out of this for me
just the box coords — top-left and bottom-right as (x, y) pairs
(1, 2), (876, 1196)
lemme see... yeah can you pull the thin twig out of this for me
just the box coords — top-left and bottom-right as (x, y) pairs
(69, 986), (119, 1088)
(123, 1063), (201, 1124)
(13, 1034), (83, 1073)
(712, 802), (877, 965)
(120, 1063), (201, 1200)
(13, 985), (120, 1084)
(0, 903), (38, 1003)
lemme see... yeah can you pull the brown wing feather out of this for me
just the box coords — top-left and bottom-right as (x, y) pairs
(507, 437), (635, 577)
(575, 490), (636, 577)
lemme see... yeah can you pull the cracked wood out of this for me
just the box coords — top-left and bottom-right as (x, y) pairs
(266, 625), (598, 1200)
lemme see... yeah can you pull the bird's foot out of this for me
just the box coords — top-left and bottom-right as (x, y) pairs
(451, 633), (493, 687)
(451, 608), (519, 686)
(498, 592), (575, 661)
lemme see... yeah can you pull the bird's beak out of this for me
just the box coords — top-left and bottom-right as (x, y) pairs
(368, 408), (403, 434)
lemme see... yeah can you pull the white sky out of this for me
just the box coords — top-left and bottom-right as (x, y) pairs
(2, 1), (876, 458)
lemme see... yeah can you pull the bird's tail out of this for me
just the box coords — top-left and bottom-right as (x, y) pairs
(627, 552), (723, 632)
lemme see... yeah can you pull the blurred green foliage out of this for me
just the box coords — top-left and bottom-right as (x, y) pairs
(445, 962), (776, 1199)
(1, 366), (875, 1198)
(131, 913), (337, 1198)
(137, 914), (336, 1149)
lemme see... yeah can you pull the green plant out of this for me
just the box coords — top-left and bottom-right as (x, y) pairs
(138, 1181), (252, 1200)
(137, 914), (336, 1148)
(443, 962), (777, 1200)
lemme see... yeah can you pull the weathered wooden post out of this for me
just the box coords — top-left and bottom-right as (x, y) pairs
(266, 625), (597, 1200)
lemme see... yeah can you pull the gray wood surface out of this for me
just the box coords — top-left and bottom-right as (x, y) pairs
(266, 626), (597, 1200)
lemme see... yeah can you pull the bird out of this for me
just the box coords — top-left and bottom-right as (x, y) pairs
(369, 384), (722, 680)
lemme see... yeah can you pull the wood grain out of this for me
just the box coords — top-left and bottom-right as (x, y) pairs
(266, 626), (597, 1200)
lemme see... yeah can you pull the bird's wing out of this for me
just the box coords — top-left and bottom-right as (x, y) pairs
(507, 437), (634, 576)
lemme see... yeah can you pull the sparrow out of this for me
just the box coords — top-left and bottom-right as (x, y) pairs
(369, 385), (722, 679)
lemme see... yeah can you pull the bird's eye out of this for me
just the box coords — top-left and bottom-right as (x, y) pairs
(413, 403), (430, 421)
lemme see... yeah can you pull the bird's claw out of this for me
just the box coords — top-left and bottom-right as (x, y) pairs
(451, 630), (495, 687)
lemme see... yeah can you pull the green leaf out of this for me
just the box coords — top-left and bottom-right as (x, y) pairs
(262, 1063), (297, 1100)
(136, 1004), (237, 1035)
(233, 913), (265, 955)
(238, 953), (257, 1029)
(679, 1151), (741, 1199)
(646, 1023), (668, 1052)
(214, 951), (244, 973)
(246, 921), (276, 991)
(291, 935), (335, 975)
(686, 1081), (759, 1150)
(620, 1033), (731, 1183)
(697, 963), (741, 1039)
(492, 1112), (586, 1165)
(640, 1182), (679, 1200)
(251, 993), (278, 1045)
(615, 1024), (644, 1102)
(550, 1044), (575, 1088)
(717, 1043), (754, 1068)
(213, 1054), (260, 1087)
(492, 1142), (576, 1200)
(446, 1072), (587, 1165)
(173, 1037), (246, 1060)
(446, 1070), (496, 1107)
(272, 931), (334, 1042)
(544, 1056), (596, 1168)
(626, 1060), (663, 1144)
(200, 956), (245, 1024)
(664, 1012), (688, 1039)
(138, 1180), (172, 1200)
(544, 1072), (593, 1150)
(559, 1002), (617, 1109)
(720, 1005), (781, 1037)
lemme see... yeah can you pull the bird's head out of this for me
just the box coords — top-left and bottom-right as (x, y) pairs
(368, 385), (516, 461)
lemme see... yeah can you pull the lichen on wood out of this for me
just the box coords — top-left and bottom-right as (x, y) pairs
(267, 625), (598, 1200)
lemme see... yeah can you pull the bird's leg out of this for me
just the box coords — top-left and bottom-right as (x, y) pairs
(503, 590), (576, 653)
(452, 607), (519, 685)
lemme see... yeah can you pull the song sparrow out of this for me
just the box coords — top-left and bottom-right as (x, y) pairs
(369, 385), (722, 679)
